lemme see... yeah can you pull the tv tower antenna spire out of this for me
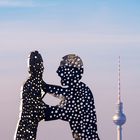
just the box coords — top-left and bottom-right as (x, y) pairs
(113, 56), (126, 140)
(118, 56), (121, 104)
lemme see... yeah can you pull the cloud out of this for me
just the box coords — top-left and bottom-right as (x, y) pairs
(0, 0), (39, 7)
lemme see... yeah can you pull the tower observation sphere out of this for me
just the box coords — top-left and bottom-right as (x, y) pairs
(113, 102), (126, 126)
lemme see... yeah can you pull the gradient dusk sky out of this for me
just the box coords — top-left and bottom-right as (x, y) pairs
(0, 0), (140, 140)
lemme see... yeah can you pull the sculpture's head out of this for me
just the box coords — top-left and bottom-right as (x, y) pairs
(57, 54), (84, 86)
(28, 51), (44, 76)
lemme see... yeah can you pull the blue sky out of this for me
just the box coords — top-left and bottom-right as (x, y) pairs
(0, 0), (140, 140)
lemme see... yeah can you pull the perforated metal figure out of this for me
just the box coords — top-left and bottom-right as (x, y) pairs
(15, 51), (48, 140)
(43, 54), (100, 140)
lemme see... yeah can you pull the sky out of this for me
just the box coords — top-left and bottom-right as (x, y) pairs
(0, 0), (140, 139)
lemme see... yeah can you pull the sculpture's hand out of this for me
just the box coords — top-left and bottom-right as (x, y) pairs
(58, 95), (66, 107)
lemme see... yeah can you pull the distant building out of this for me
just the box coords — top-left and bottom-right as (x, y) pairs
(113, 57), (126, 140)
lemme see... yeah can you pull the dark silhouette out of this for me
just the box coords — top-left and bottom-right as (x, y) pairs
(15, 52), (100, 140)
(15, 51), (49, 140)
(43, 54), (100, 140)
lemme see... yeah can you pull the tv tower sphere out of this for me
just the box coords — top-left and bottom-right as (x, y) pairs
(113, 102), (126, 126)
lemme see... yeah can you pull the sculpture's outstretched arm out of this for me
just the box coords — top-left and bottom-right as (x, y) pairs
(42, 80), (67, 98)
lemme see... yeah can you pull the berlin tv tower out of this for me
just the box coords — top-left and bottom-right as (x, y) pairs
(113, 56), (126, 140)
